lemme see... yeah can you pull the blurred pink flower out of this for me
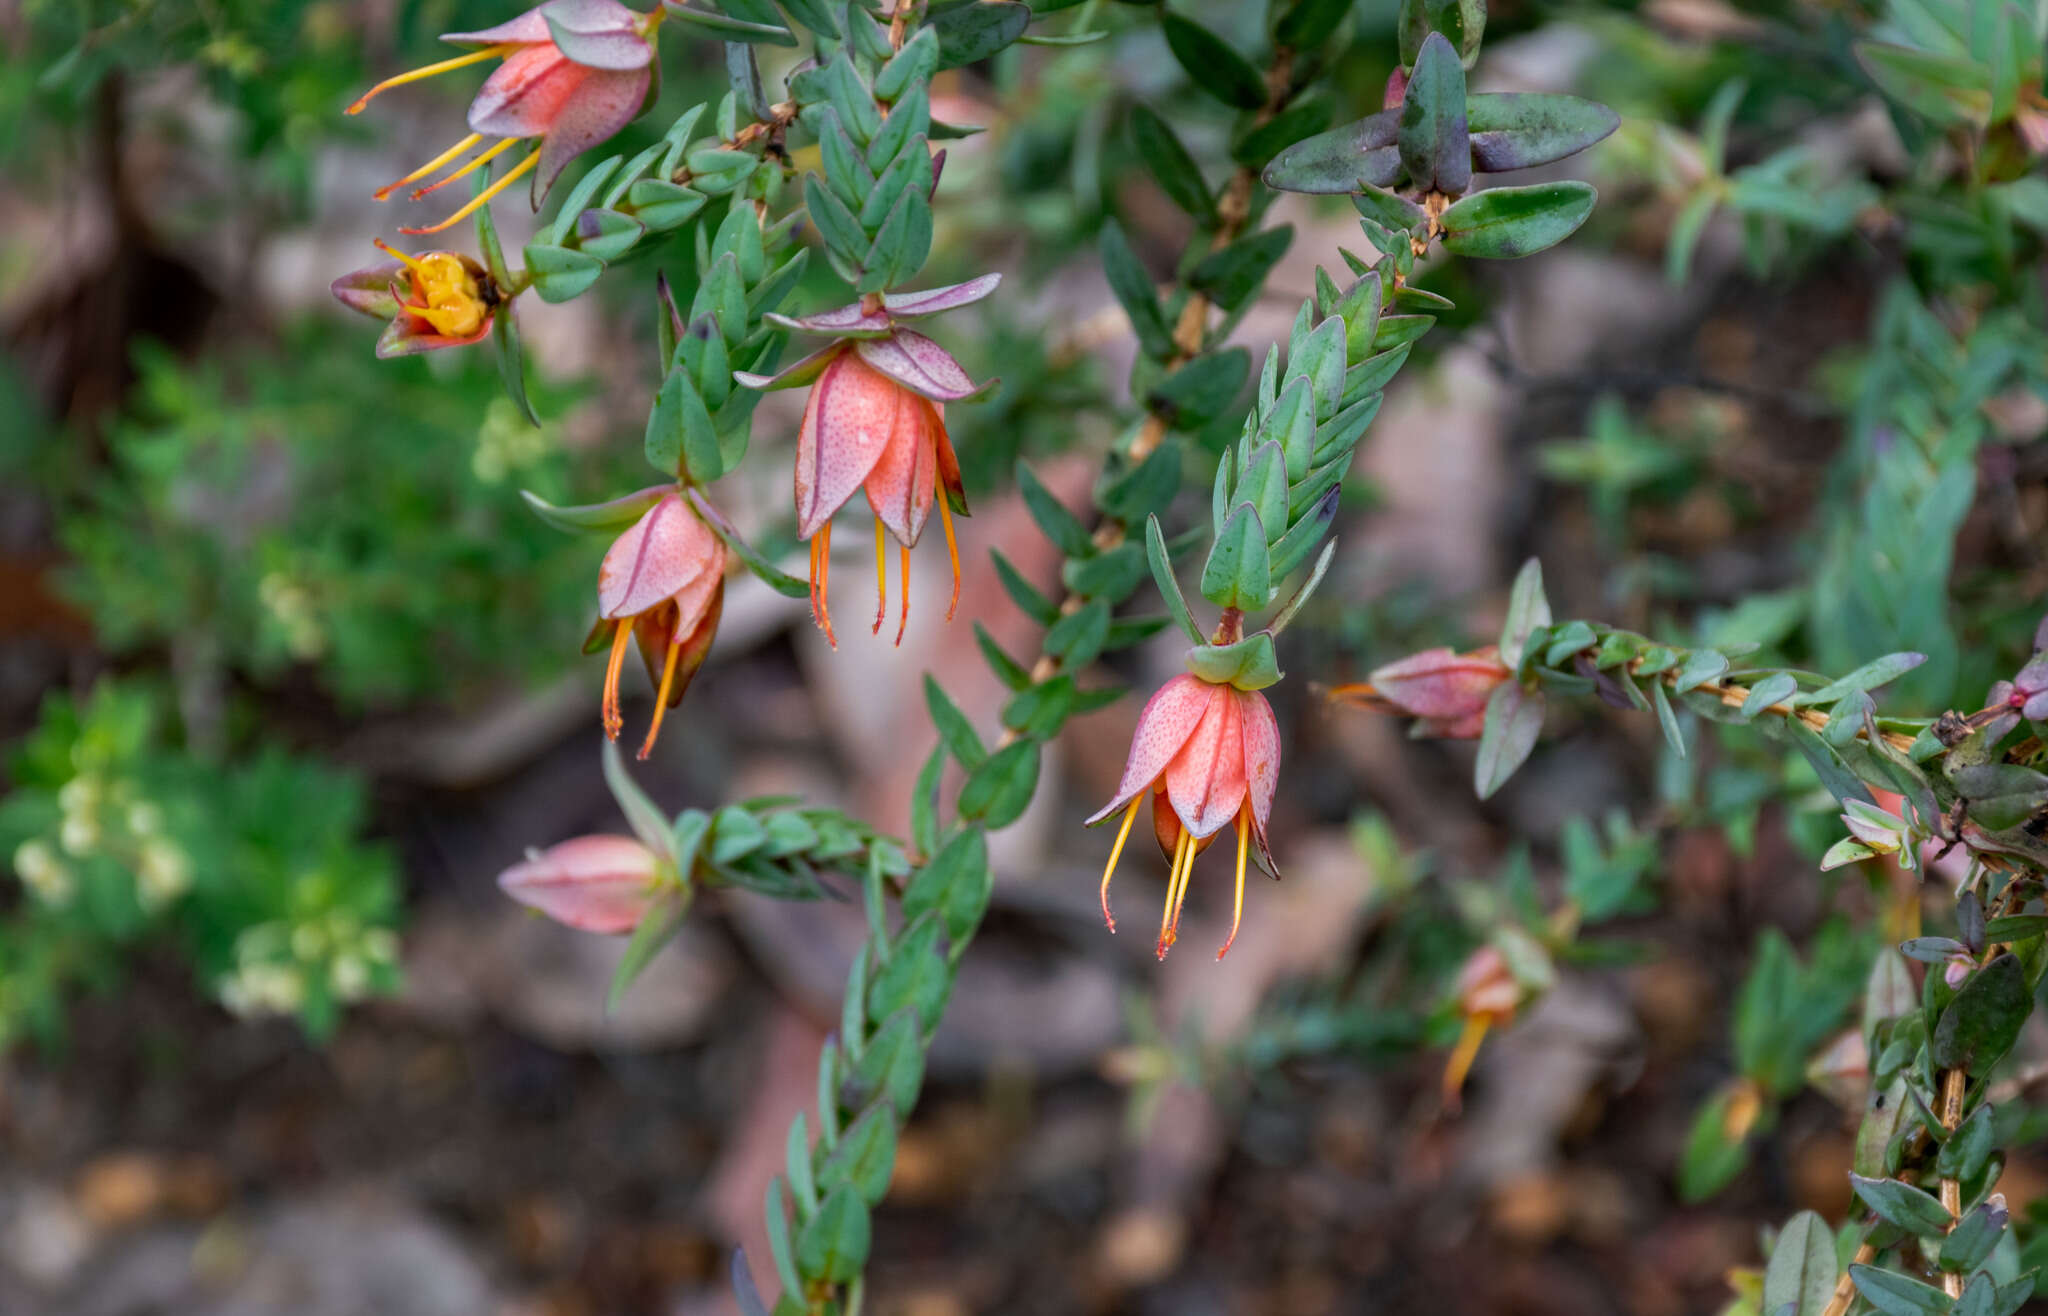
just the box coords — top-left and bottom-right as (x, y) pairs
(499, 834), (664, 933)
(593, 490), (726, 757)
(1331, 645), (1512, 739)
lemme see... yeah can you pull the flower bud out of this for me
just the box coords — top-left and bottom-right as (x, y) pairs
(1944, 954), (1974, 989)
(1455, 944), (1520, 1020)
(497, 834), (666, 934)
(1358, 645), (1511, 739)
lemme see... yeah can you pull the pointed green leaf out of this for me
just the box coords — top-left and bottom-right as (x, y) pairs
(1399, 33), (1471, 195)
(1439, 181), (1597, 259)
(1160, 12), (1265, 109)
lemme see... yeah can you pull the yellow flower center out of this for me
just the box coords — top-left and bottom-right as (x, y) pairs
(407, 252), (488, 338)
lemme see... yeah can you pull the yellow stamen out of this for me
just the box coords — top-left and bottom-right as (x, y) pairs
(1157, 825), (1193, 960)
(1099, 792), (1144, 933)
(400, 149), (538, 236)
(374, 133), (483, 201)
(938, 491), (961, 623)
(601, 619), (633, 740)
(816, 521), (837, 648)
(1217, 807), (1250, 960)
(1441, 1013), (1492, 1112)
(638, 636), (684, 760)
(411, 135), (520, 199)
(808, 533), (822, 631)
(895, 542), (910, 647)
(347, 44), (519, 116)
(872, 518), (887, 636)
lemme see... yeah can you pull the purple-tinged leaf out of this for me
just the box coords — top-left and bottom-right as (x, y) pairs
(1399, 33), (1470, 195)
(1474, 680), (1544, 799)
(735, 340), (848, 391)
(521, 484), (672, 534)
(883, 272), (1002, 318)
(331, 263), (406, 319)
(1262, 110), (1401, 194)
(1467, 92), (1621, 172)
(855, 330), (994, 402)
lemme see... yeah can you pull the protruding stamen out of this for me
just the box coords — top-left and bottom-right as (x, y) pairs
(1099, 792), (1144, 933)
(1441, 1013), (1492, 1112)
(374, 133), (483, 201)
(872, 518), (887, 636)
(1157, 825), (1193, 960)
(411, 135), (519, 199)
(938, 490), (961, 623)
(808, 533), (822, 632)
(347, 44), (518, 116)
(638, 636), (684, 760)
(816, 521), (837, 648)
(400, 149), (538, 236)
(601, 619), (633, 740)
(1217, 808), (1249, 960)
(895, 542), (910, 647)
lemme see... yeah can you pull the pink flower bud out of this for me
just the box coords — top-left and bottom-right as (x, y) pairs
(1455, 944), (1520, 1019)
(1337, 646), (1512, 739)
(1383, 66), (1410, 110)
(1944, 955), (1973, 989)
(498, 834), (665, 934)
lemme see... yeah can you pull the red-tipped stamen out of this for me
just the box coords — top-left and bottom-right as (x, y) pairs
(816, 522), (837, 648)
(1441, 1013), (1492, 1112)
(347, 44), (518, 116)
(1157, 825), (1193, 960)
(638, 636), (684, 760)
(376, 133), (485, 201)
(872, 518), (887, 636)
(895, 542), (911, 647)
(411, 135), (520, 199)
(601, 619), (633, 740)
(808, 533), (822, 634)
(400, 149), (538, 236)
(1217, 807), (1250, 961)
(938, 490), (961, 623)
(1099, 792), (1144, 933)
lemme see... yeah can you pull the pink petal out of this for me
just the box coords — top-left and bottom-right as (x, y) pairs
(882, 273), (1002, 318)
(854, 329), (989, 402)
(331, 262), (406, 319)
(1085, 674), (1218, 825)
(598, 492), (719, 619)
(533, 65), (651, 203)
(1369, 646), (1507, 721)
(498, 834), (661, 934)
(468, 43), (587, 139)
(794, 352), (904, 540)
(736, 341), (844, 392)
(535, 0), (652, 69)
(375, 314), (493, 358)
(658, 542), (725, 641)
(1166, 683), (1248, 840)
(766, 303), (893, 337)
(443, 6), (555, 46)
(862, 395), (938, 547)
(1239, 688), (1280, 848)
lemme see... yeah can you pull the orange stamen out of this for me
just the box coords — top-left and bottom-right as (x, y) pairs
(374, 133), (483, 201)
(1217, 807), (1250, 960)
(400, 149), (537, 236)
(816, 521), (837, 648)
(872, 518), (887, 636)
(938, 490), (961, 623)
(1441, 1013), (1492, 1112)
(411, 134), (520, 199)
(1157, 824), (1193, 960)
(808, 533), (822, 631)
(601, 619), (633, 740)
(347, 44), (519, 116)
(1099, 792), (1144, 933)
(638, 636), (684, 760)
(895, 542), (911, 647)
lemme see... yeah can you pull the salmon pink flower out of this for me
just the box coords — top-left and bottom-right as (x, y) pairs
(1085, 671), (1281, 961)
(346, 0), (660, 234)
(592, 489), (726, 757)
(738, 278), (1000, 647)
(498, 833), (666, 933)
(331, 240), (499, 357)
(1440, 944), (1524, 1109)
(1329, 645), (1511, 739)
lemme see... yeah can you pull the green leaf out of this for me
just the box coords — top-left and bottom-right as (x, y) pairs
(1199, 503), (1272, 610)
(1130, 103), (1214, 220)
(607, 883), (692, 1010)
(1260, 109), (1401, 194)
(875, 26), (939, 100)
(1850, 1263), (1957, 1316)
(1160, 11), (1266, 109)
(1855, 40), (1993, 125)
(974, 623), (1032, 691)
(1184, 631), (1281, 691)
(1935, 1104), (1995, 1183)
(817, 1102), (898, 1207)
(1671, 649), (1730, 692)
(1148, 348), (1249, 428)
(1795, 652), (1928, 706)
(1398, 0), (1485, 67)
(1851, 1174), (1954, 1236)
(519, 486), (668, 535)
(784, 1112), (817, 1213)
(1983, 914), (2048, 943)
(855, 1008), (925, 1112)
(991, 549), (1060, 626)
(933, 0), (1032, 67)
(866, 914), (952, 1030)
(1465, 91), (1621, 172)
(1061, 542), (1147, 603)
(1399, 33), (1471, 195)
(1932, 953), (2027, 1077)
(1017, 460), (1095, 559)
(568, 207), (645, 262)
(710, 804), (768, 864)
(1650, 680), (1688, 759)
(663, 3), (798, 44)
(1678, 1087), (1754, 1201)
(1044, 597), (1112, 667)
(1188, 225), (1294, 312)
(1439, 181), (1597, 259)
(1939, 1200), (2008, 1274)
(1231, 95), (1333, 169)
(1763, 1210), (1838, 1316)
(795, 1188), (871, 1284)
(1276, 0), (1351, 47)
(523, 242), (606, 303)
(903, 827), (992, 941)
(956, 741), (1041, 830)
(1100, 221), (1174, 359)
(1475, 680), (1544, 799)
(1094, 441), (1182, 524)
(604, 737), (678, 860)
(1146, 516), (1205, 644)
(923, 675), (987, 770)
(763, 1179), (802, 1299)
(1497, 558), (1551, 666)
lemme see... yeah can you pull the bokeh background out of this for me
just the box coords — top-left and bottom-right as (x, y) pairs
(6, 1), (2048, 1313)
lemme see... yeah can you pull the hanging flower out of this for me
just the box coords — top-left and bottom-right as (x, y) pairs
(331, 240), (500, 357)
(498, 834), (665, 932)
(592, 489), (726, 757)
(738, 278), (1000, 647)
(1327, 645), (1510, 739)
(1085, 671), (1281, 961)
(1440, 944), (1521, 1108)
(346, 0), (659, 234)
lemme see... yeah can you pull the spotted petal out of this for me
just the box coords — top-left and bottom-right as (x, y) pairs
(1085, 674), (1219, 825)
(794, 352), (904, 540)
(855, 329), (994, 402)
(1166, 684), (1248, 841)
(765, 302), (894, 339)
(1239, 688), (1280, 870)
(735, 340), (847, 391)
(598, 493), (720, 619)
(468, 43), (587, 138)
(443, 6), (555, 47)
(882, 273), (1002, 319)
(539, 0), (653, 69)
(533, 64), (652, 203)
(863, 395), (938, 547)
